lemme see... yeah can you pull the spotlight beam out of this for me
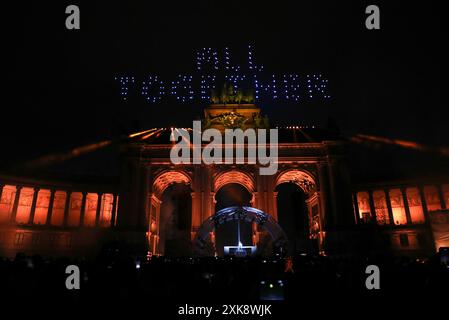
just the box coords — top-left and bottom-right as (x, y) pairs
(18, 140), (113, 169)
(351, 134), (449, 157)
(14, 127), (165, 170)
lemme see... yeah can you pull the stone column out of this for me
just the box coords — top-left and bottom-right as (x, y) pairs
(418, 186), (429, 223)
(352, 193), (360, 224)
(264, 176), (274, 216)
(202, 166), (213, 221)
(155, 198), (162, 255)
(63, 191), (72, 226)
(191, 166), (202, 239)
(191, 191), (199, 240)
(368, 190), (377, 224)
(79, 192), (87, 227)
(95, 192), (103, 227)
(437, 184), (447, 210)
(401, 187), (412, 224)
(10, 186), (22, 222)
(110, 193), (118, 227)
(384, 188), (395, 225)
(46, 189), (56, 226)
(210, 191), (217, 253)
(28, 187), (40, 225)
(315, 190), (326, 253)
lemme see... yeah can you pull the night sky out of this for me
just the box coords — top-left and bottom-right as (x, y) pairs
(2, 1), (448, 169)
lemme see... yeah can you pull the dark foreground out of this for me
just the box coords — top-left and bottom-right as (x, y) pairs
(2, 252), (448, 297)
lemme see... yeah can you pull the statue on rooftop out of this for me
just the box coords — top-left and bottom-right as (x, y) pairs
(210, 83), (254, 104)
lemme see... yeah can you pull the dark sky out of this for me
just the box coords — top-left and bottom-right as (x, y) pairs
(2, 0), (448, 168)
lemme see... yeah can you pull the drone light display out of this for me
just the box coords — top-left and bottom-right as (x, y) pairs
(115, 45), (331, 103)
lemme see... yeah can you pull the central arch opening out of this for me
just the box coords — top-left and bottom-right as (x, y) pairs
(214, 183), (253, 256)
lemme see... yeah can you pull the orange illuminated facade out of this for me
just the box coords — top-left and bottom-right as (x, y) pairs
(0, 178), (119, 257)
(354, 182), (448, 254)
(0, 103), (448, 258)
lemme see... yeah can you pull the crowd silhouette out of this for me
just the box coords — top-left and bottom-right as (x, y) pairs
(1, 242), (448, 307)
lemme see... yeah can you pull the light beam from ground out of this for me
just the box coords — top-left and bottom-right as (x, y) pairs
(351, 134), (449, 157)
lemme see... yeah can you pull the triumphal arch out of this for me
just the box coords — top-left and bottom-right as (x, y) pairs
(117, 101), (355, 256)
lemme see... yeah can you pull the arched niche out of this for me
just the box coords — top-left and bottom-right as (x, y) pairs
(213, 170), (255, 194)
(274, 169), (316, 194)
(152, 170), (192, 199)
